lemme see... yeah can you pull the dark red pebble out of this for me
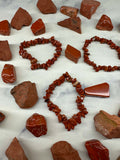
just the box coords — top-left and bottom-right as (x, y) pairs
(0, 20), (10, 36)
(0, 112), (5, 122)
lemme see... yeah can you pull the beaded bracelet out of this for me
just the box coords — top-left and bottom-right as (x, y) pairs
(83, 36), (120, 72)
(19, 36), (62, 70)
(43, 72), (88, 131)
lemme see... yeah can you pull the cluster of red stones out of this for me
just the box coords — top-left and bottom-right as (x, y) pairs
(83, 36), (120, 72)
(19, 36), (62, 70)
(43, 72), (88, 131)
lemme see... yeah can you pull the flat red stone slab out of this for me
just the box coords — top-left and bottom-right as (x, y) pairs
(60, 6), (78, 18)
(80, 0), (100, 19)
(57, 17), (81, 34)
(65, 44), (81, 63)
(96, 15), (113, 31)
(31, 18), (45, 35)
(11, 7), (32, 30)
(85, 82), (109, 97)
(37, 0), (57, 14)
(0, 20), (10, 36)
(1, 64), (16, 83)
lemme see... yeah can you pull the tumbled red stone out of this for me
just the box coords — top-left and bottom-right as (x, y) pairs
(85, 83), (109, 97)
(37, 0), (57, 14)
(65, 44), (81, 63)
(0, 20), (10, 36)
(85, 139), (110, 160)
(0, 112), (5, 122)
(96, 15), (113, 31)
(80, 0), (100, 19)
(6, 137), (28, 160)
(1, 64), (16, 83)
(0, 41), (12, 61)
(60, 6), (78, 18)
(31, 18), (45, 35)
(26, 113), (47, 137)
(11, 7), (32, 30)
(57, 17), (81, 34)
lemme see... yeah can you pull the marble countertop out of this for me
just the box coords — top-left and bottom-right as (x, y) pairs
(0, 0), (120, 159)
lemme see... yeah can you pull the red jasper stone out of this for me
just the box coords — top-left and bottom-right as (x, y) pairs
(37, 0), (57, 14)
(85, 83), (109, 97)
(57, 17), (81, 34)
(0, 41), (12, 61)
(31, 19), (45, 36)
(0, 20), (10, 36)
(60, 6), (78, 18)
(96, 15), (113, 31)
(1, 64), (16, 83)
(11, 7), (32, 30)
(85, 139), (110, 160)
(80, 0), (100, 19)
(0, 112), (5, 122)
(65, 44), (81, 63)
(26, 113), (47, 137)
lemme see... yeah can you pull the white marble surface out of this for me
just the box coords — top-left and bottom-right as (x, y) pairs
(0, 0), (120, 159)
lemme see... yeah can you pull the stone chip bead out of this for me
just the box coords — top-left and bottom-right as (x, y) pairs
(60, 6), (78, 18)
(0, 20), (10, 36)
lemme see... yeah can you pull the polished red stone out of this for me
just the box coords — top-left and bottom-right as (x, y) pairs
(96, 15), (113, 31)
(60, 6), (78, 18)
(65, 44), (81, 63)
(57, 17), (81, 34)
(1, 64), (16, 83)
(0, 20), (10, 36)
(80, 0), (100, 19)
(85, 82), (109, 97)
(31, 19), (45, 35)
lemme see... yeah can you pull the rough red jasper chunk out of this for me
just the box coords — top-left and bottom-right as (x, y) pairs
(57, 17), (81, 34)
(80, 0), (100, 19)
(51, 141), (81, 160)
(31, 18), (45, 35)
(96, 15), (113, 31)
(26, 113), (47, 137)
(85, 139), (110, 160)
(0, 112), (5, 122)
(94, 110), (120, 139)
(37, 0), (57, 14)
(0, 20), (10, 36)
(0, 41), (12, 61)
(11, 7), (32, 30)
(60, 6), (78, 18)
(1, 64), (16, 83)
(85, 83), (109, 97)
(6, 137), (28, 160)
(11, 81), (38, 109)
(65, 44), (81, 63)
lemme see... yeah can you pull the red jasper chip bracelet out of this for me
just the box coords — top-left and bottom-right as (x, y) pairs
(19, 36), (62, 70)
(43, 72), (88, 131)
(83, 36), (120, 72)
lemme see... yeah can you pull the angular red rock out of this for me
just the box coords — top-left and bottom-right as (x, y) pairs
(51, 141), (81, 160)
(65, 44), (81, 63)
(26, 113), (47, 137)
(85, 82), (109, 97)
(1, 64), (16, 83)
(5, 137), (28, 160)
(31, 18), (45, 36)
(57, 17), (81, 34)
(11, 81), (38, 109)
(0, 112), (5, 122)
(80, 0), (100, 19)
(37, 0), (57, 14)
(94, 110), (120, 139)
(60, 6), (78, 18)
(0, 41), (12, 61)
(85, 139), (110, 160)
(96, 15), (113, 31)
(11, 7), (32, 30)
(0, 20), (10, 36)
